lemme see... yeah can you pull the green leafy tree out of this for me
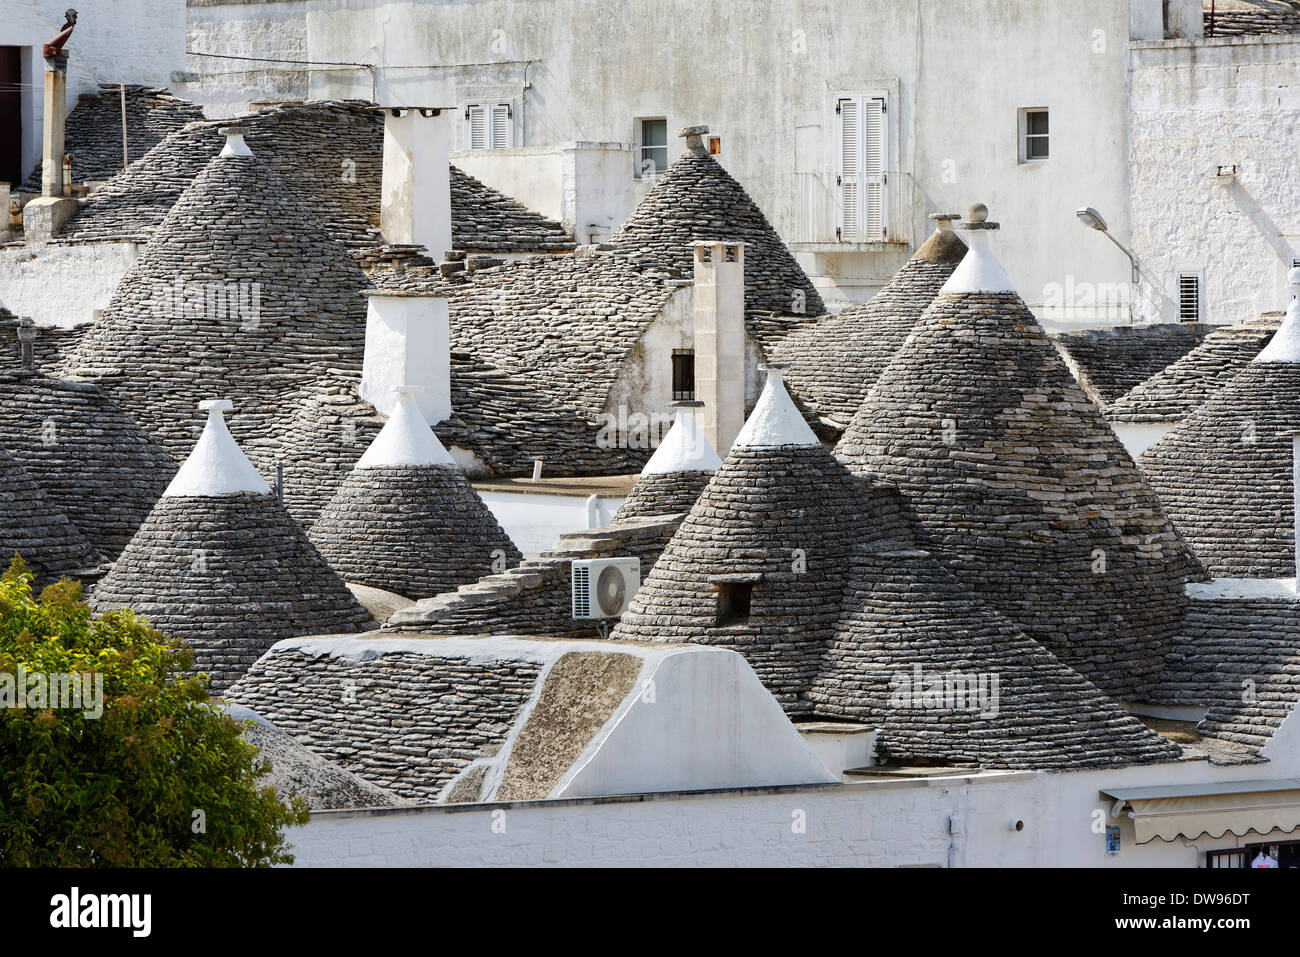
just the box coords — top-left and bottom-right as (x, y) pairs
(0, 556), (308, 866)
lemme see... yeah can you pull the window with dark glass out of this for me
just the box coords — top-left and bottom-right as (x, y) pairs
(671, 349), (695, 401)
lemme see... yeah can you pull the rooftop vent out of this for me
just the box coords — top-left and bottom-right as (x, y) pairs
(218, 125), (253, 159)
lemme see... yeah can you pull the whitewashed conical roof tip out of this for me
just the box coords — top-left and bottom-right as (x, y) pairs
(732, 369), (819, 449)
(940, 205), (1016, 295)
(1253, 267), (1300, 364)
(642, 405), (723, 475)
(164, 399), (272, 497)
(356, 386), (455, 469)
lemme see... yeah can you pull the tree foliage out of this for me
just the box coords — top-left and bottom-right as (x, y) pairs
(0, 557), (308, 866)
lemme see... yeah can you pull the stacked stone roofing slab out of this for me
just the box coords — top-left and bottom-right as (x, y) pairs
(20, 85), (205, 191)
(0, 317), (89, 371)
(0, 369), (175, 559)
(836, 223), (1200, 702)
(809, 548), (1181, 769)
(1052, 323), (1208, 406)
(450, 166), (575, 253)
(308, 389), (523, 600)
(91, 404), (376, 690)
(1206, 5), (1300, 35)
(773, 219), (967, 427)
(0, 440), (101, 585)
(59, 142), (372, 527)
(55, 99), (573, 254)
(1137, 352), (1300, 579)
(610, 371), (1180, 768)
(228, 705), (403, 810)
(612, 404), (721, 523)
(1106, 314), (1280, 423)
(609, 140), (823, 319)
(1151, 588), (1300, 759)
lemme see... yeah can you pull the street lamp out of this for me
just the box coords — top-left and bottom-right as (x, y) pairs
(1075, 206), (1139, 284)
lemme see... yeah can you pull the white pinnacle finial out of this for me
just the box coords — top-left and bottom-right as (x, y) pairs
(642, 403), (723, 475)
(1253, 266), (1300, 364)
(218, 125), (254, 159)
(164, 399), (272, 497)
(356, 385), (455, 469)
(940, 203), (1016, 295)
(732, 366), (819, 449)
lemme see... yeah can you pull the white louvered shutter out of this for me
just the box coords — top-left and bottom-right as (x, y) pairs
(490, 103), (513, 148)
(838, 97), (859, 241)
(838, 95), (887, 242)
(862, 96), (886, 241)
(468, 104), (487, 149)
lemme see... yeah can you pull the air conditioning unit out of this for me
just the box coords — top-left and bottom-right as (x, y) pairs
(572, 557), (640, 619)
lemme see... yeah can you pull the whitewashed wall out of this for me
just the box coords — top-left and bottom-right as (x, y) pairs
(0, 240), (138, 327)
(286, 751), (1300, 867)
(185, 0), (1148, 310)
(1129, 35), (1300, 327)
(2, 0), (188, 182)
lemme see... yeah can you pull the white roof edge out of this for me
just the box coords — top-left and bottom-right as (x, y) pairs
(939, 229), (1016, 295)
(1253, 271), (1300, 363)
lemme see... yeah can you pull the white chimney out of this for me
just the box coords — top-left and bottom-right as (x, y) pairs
(380, 107), (453, 258)
(692, 241), (747, 456)
(360, 289), (452, 425)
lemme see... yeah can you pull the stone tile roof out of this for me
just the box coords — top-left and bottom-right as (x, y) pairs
(58, 145), (372, 529)
(836, 287), (1202, 702)
(1205, 5), (1300, 36)
(612, 470), (713, 523)
(0, 439), (102, 585)
(228, 638), (547, 802)
(1052, 323), (1208, 406)
(54, 99), (574, 254)
(608, 142), (824, 319)
(309, 464), (524, 601)
(809, 548), (1181, 769)
(0, 316), (90, 371)
(1138, 361), (1300, 578)
(442, 249), (686, 422)
(450, 166), (575, 253)
(0, 368), (175, 560)
(1106, 315), (1280, 423)
(230, 705), (403, 810)
(1152, 593), (1300, 758)
(92, 491), (377, 691)
(608, 373), (1179, 769)
(20, 85), (205, 191)
(773, 221), (966, 427)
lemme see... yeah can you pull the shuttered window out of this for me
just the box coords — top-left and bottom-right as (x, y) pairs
(837, 95), (887, 242)
(1177, 270), (1203, 323)
(466, 102), (513, 149)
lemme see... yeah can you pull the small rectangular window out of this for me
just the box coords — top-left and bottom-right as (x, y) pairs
(1020, 108), (1049, 162)
(1177, 270), (1203, 323)
(715, 582), (753, 627)
(638, 117), (668, 176)
(671, 349), (695, 401)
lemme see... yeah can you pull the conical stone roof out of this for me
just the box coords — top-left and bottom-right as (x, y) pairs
(774, 215), (967, 426)
(835, 209), (1199, 701)
(608, 129), (823, 318)
(0, 440), (101, 585)
(612, 403), (721, 523)
(612, 370), (889, 713)
(308, 388), (522, 600)
(1137, 271), (1300, 578)
(0, 366), (176, 559)
(809, 547), (1181, 769)
(1107, 314), (1281, 423)
(60, 129), (370, 525)
(91, 401), (377, 691)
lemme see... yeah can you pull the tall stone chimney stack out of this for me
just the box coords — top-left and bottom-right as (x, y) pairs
(693, 240), (747, 456)
(24, 9), (79, 243)
(380, 107), (453, 259)
(360, 289), (452, 426)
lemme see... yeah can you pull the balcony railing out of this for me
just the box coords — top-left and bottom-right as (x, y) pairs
(790, 169), (910, 246)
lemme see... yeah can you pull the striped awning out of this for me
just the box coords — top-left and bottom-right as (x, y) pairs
(1102, 779), (1300, 844)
